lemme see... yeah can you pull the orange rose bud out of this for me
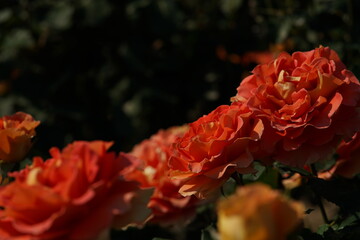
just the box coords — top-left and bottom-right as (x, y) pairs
(169, 103), (264, 199)
(0, 141), (145, 240)
(234, 46), (360, 167)
(217, 183), (304, 240)
(124, 125), (203, 226)
(0, 112), (40, 163)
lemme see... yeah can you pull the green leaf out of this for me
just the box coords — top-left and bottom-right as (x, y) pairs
(332, 212), (360, 231)
(322, 227), (341, 240)
(19, 158), (33, 170)
(243, 163), (280, 188)
(242, 161), (266, 182)
(221, 177), (236, 197)
(297, 228), (324, 240)
(246, 165), (279, 188)
(317, 224), (330, 236)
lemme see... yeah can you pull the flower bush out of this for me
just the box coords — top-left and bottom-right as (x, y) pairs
(0, 46), (360, 240)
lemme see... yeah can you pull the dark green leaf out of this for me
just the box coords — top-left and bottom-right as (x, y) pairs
(308, 177), (360, 213)
(297, 228), (324, 240)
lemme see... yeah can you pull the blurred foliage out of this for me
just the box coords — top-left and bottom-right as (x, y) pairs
(0, 0), (359, 157)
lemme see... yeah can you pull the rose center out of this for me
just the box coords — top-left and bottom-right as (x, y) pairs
(274, 70), (296, 102)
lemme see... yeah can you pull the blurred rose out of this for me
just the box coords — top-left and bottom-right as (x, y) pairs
(125, 126), (202, 226)
(239, 51), (275, 66)
(216, 45), (276, 66)
(0, 112), (40, 163)
(169, 103), (264, 199)
(234, 46), (360, 167)
(217, 183), (304, 240)
(0, 141), (147, 240)
(329, 132), (360, 178)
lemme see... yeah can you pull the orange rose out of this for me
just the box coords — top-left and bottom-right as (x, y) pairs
(0, 141), (147, 240)
(233, 46), (360, 167)
(125, 126), (202, 226)
(217, 183), (304, 240)
(0, 112), (40, 163)
(168, 103), (264, 199)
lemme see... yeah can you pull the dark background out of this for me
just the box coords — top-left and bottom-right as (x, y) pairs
(0, 0), (359, 157)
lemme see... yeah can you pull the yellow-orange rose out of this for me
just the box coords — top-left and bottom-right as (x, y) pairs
(0, 112), (40, 163)
(217, 183), (304, 240)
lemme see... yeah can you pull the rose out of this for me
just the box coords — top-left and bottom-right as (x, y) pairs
(281, 133), (360, 181)
(0, 141), (148, 240)
(0, 112), (40, 163)
(125, 126), (202, 226)
(0, 141), (150, 240)
(217, 183), (304, 240)
(126, 126), (189, 188)
(233, 46), (360, 167)
(326, 132), (360, 178)
(168, 103), (264, 199)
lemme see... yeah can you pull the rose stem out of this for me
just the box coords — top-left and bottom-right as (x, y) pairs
(231, 172), (244, 186)
(310, 164), (330, 224)
(220, 186), (227, 198)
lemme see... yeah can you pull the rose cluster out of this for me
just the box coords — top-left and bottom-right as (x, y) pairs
(0, 46), (359, 239)
(169, 46), (360, 197)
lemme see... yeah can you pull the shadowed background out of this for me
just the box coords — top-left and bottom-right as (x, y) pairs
(0, 0), (359, 157)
